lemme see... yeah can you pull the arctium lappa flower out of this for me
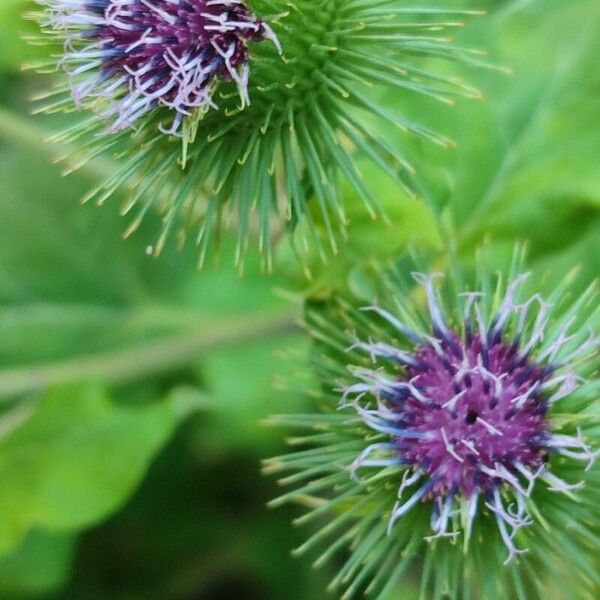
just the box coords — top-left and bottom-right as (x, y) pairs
(38, 0), (279, 134)
(32, 3), (486, 267)
(265, 253), (600, 599)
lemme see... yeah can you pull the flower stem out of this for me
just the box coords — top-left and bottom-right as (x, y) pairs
(0, 310), (298, 400)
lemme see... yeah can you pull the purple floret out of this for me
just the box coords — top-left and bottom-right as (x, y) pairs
(347, 273), (597, 562)
(42, 0), (280, 133)
(397, 332), (550, 498)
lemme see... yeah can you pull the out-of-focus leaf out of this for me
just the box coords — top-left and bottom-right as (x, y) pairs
(56, 427), (332, 600)
(457, 0), (600, 249)
(278, 160), (443, 296)
(0, 529), (75, 597)
(0, 383), (202, 556)
(0, 1), (45, 73)
(0, 138), (294, 391)
(0, 143), (285, 311)
(0, 95), (301, 502)
(375, 0), (600, 262)
(200, 335), (310, 449)
(529, 220), (600, 295)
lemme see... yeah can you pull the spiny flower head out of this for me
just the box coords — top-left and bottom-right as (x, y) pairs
(40, 0), (279, 134)
(347, 272), (596, 561)
(266, 251), (600, 598)
(32, 2), (486, 268)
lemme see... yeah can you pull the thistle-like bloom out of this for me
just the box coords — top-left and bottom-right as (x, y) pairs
(33, 3), (486, 267)
(266, 253), (600, 598)
(347, 273), (597, 561)
(40, 0), (278, 133)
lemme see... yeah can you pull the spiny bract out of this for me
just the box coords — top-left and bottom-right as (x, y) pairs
(265, 250), (600, 599)
(32, 0), (485, 269)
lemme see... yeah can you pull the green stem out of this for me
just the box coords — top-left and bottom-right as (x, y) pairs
(0, 311), (298, 400)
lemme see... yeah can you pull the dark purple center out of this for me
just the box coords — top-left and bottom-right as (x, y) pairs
(88, 0), (268, 104)
(394, 334), (551, 496)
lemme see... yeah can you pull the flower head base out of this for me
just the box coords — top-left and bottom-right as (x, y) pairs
(41, 0), (279, 133)
(266, 254), (600, 598)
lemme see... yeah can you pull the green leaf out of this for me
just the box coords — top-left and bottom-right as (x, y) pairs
(0, 1), (44, 73)
(278, 159), (443, 296)
(0, 383), (201, 555)
(200, 335), (310, 449)
(0, 529), (75, 597)
(0, 136), (296, 400)
(0, 104), (302, 460)
(457, 0), (600, 246)
(375, 0), (600, 263)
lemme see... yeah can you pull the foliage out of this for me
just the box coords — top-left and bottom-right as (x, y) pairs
(0, 383), (204, 555)
(0, 0), (597, 598)
(0, 530), (75, 597)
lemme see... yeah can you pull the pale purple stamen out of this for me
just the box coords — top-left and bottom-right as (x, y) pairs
(40, 0), (279, 133)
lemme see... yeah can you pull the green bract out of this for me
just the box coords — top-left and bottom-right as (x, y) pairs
(33, 1), (485, 269)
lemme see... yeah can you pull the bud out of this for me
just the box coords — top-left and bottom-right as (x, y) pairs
(33, 3), (485, 266)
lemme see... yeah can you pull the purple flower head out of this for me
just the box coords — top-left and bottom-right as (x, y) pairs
(267, 257), (600, 597)
(41, 0), (280, 133)
(346, 273), (598, 563)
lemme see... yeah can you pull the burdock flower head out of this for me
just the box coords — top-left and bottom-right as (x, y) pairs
(265, 251), (600, 599)
(32, 2), (486, 267)
(39, 0), (279, 134)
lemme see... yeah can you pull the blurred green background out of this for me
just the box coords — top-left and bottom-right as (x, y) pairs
(0, 0), (598, 598)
